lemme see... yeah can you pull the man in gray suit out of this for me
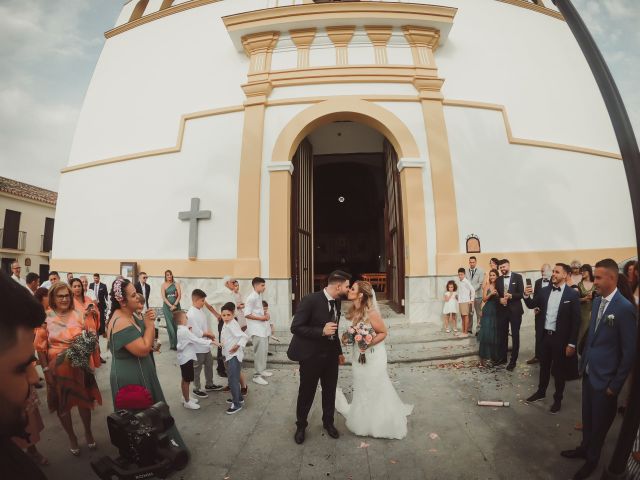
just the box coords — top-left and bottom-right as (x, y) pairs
(468, 256), (484, 334)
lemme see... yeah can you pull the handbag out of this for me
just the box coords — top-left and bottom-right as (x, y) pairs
(110, 316), (154, 410)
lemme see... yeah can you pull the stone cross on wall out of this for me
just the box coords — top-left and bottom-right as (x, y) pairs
(178, 197), (211, 259)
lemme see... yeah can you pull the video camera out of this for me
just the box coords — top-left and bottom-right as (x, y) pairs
(91, 402), (189, 480)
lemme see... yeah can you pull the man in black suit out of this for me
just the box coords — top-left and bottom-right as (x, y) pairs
(89, 273), (109, 335)
(495, 259), (524, 371)
(134, 272), (151, 310)
(523, 263), (580, 414)
(526, 263), (552, 365)
(287, 270), (351, 444)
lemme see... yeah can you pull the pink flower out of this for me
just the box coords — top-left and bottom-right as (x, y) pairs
(365, 334), (373, 343)
(348, 326), (355, 334)
(355, 334), (362, 342)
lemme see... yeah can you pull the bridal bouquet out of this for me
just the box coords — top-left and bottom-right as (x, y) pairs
(344, 322), (377, 364)
(59, 330), (99, 372)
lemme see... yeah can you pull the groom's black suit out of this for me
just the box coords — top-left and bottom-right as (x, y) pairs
(287, 290), (343, 429)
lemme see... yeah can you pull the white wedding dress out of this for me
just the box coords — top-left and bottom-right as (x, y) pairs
(335, 329), (413, 439)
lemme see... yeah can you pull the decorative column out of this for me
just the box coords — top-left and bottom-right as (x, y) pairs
(415, 76), (460, 271)
(290, 28), (316, 69)
(326, 26), (355, 65)
(267, 162), (294, 278)
(402, 26), (440, 69)
(236, 31), (279, 275)
(365, 26), (392, 65)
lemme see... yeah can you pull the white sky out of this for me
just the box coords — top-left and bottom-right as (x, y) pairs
(0, 0), (638, 191)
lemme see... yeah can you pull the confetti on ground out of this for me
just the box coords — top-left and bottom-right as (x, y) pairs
(359, 442), (370, 449)
(429, 432), (439, 440)
(390, 460), (398, 464)
(428, 448), (438, 453)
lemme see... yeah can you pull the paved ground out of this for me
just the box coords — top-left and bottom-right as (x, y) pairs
(34, 327), (624, 480)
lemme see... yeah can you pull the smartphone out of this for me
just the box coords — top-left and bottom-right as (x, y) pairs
(87, 303), (95, 310)
(525, 279), (532, 287)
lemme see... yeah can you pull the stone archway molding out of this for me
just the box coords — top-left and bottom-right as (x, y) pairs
(268, 97), (428, 279)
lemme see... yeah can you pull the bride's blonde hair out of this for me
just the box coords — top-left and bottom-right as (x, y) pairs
(346, 280), (374, 324)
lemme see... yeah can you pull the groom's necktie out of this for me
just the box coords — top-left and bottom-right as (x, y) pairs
(329, 300), (336, 322)
(595, 298), (609, 332)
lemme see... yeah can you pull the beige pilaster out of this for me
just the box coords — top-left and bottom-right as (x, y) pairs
(290, 28), (316, 69)
(326, 26), (355, 65)
(236, 32), (279, 272)
(402, 26), (440, 68)
(414, 77), (460, 268)
(365, 26), (392, 65)
(267, 163), (294, 278)
(398, 163), (429, 276)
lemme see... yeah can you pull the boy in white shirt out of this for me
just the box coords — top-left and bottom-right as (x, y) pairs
(244, 277), (271, 385)
(221, 302), (249, 414)
(456, 268), (475, 336)
(175, 310), (218, 410)
(187, 289), (223, 398)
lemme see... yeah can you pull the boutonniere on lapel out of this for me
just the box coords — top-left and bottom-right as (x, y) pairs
(605, 314), (615, 327)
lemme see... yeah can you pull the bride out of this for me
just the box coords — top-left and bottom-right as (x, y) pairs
(335, 280), (413, 439)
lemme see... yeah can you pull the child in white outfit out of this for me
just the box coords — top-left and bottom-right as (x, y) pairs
(175, 310), (217, 410)
(221, 302), (249, 414)
(442, 280), (458, 334)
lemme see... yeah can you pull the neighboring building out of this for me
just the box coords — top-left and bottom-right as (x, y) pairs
(53, 0), (635, 327)
(0, 177), (57, 280)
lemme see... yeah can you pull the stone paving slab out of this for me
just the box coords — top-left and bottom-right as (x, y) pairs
(34, 328), (622, 480)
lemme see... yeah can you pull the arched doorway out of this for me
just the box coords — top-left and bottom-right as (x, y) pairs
(291, 121), (405, 313)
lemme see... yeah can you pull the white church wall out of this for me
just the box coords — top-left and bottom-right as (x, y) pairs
(309, 31), (338, 68)
(54, 111), (244, 260)
(271, 33), (298, 71)
(435, 0), (618, 153)
(444, 105), (635, 253)
(348, 28), (376, 66)
(71, 0), (267, 167)
(387, 29), (414, 66)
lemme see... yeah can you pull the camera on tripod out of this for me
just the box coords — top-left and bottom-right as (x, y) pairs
(91, 402), (189, 480)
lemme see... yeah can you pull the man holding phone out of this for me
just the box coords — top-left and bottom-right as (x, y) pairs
(495, 259), (525, 370)
(523, 263), (580, 414)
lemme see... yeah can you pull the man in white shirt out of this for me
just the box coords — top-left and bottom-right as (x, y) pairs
(523, 263), (580, 414)
(187, 289), (223, 397)
(10, 262), (25, 286)
(468, 256), (484, 334)
(40, 271), (60, 290)
(456, 268), (475, 335)
(245, 277), (271, 385)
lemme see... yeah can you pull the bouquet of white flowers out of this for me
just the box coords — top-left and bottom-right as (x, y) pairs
(343, 321), (377, 364)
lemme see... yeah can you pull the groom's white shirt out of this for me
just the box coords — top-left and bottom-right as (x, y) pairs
(323, 288), (333, 311)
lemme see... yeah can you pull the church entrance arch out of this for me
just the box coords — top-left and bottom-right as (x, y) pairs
(268, 98), (423, 315)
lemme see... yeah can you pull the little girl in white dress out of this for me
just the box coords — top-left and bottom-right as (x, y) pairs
(442, 280), (458, 333)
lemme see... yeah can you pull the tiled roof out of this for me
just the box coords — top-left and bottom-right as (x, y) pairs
(0, 177), (57, 206)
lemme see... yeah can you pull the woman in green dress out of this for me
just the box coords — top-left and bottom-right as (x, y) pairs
(577, 264), (595, 350)
(478, 269), (500, 366)
(161, 270), (181, 350)
(107, 278), (188, 453)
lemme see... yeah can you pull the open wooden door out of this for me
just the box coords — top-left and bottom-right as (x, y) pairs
(383, 140), (405, 313)
(291, 139), (313, 313)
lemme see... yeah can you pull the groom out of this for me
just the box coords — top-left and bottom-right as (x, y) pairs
(287, 270), (351, 444)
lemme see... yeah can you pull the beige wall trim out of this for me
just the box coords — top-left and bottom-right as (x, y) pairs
(51, 258), (261, 278)
(290, 28), (317, 69)
(436, 247), (635, 275)
(444, 99), (622, 160)
(268, 169), (292, 279)
(0, 191), (57, 209)
(495, 0), (564, 21)
(106, 0), (224, 38)
(223, 3), (457, 34)
(59, 96), (621, 176)
(326, 26), (355, 65)
(402, 26), (440, 67)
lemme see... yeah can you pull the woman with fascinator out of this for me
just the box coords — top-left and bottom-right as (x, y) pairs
(106, 278), (188, 452)
(335, 281), (413, 439)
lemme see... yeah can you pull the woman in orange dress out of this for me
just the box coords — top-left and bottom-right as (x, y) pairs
(34, 282), (102, 456)
(71, 277), (103, 366)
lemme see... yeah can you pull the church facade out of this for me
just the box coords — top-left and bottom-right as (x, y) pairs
(52, 0), (635, 327)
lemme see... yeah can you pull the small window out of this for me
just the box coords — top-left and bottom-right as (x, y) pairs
(466, 234), (481, 254)
(130, 0), (150, 22)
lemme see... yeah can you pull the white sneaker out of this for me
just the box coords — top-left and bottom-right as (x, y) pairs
(183, 400), (201, 410)
(261, 370), (273, 377)
(189, 397), (200, 403)
(252, 376), (268, 385)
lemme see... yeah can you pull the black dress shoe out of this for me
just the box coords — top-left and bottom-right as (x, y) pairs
(526, 391), (545, 403)
(506, 363), (516, 371)
(294, 427), (305, 444)
(573, 461), (597, 480)
(218, 370), (228, 378)
(324, 424), (340, 439)
(561, 448), (587, 460)
(549, 401), (561, 414)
